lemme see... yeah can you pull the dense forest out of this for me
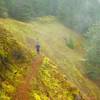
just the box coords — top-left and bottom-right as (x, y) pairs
(1, 0), (100, 33)
(0, 0), (100, 100)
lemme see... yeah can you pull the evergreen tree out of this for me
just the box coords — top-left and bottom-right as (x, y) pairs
(85, 25), (100, 67)
(0, 0), (8, 18)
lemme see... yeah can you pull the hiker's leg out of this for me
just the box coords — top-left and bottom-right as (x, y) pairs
(37, 49), (40, 54)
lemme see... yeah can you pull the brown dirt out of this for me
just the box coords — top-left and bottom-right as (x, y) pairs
(13, 55), (43, 100)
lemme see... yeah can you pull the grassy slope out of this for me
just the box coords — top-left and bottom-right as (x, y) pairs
(0, 27), (34, 99)
(30, 57), (83, 100)
(0, 17), (100, 99)
(0, 18), (84, 100)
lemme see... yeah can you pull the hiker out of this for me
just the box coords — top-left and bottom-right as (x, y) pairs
(35, 42), (40, 54)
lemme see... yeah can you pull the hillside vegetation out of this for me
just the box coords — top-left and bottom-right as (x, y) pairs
(1, 0), (100, 33)
(30, 57), (84, 100)
(84, 24), (100, 85)
(0, 0), (100, 99)
(0, 17), (100, 99)
(0, 17), (86, 100)
(0, 26), (34, 99)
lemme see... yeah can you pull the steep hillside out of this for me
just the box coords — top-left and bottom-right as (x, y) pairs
(0, 17), (100, 99)
(0, 27), (34, 99)
(0, 18), (85, 100)
(30, 57), (84, 100)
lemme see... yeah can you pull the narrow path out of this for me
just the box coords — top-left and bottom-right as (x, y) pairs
(13, 56), (42, 100)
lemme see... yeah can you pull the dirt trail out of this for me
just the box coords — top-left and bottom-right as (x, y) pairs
(13, 56), (42, 100)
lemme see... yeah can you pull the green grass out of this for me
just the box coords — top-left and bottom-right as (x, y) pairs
(0, 16), (100, 99)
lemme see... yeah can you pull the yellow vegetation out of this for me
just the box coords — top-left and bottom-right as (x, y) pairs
(30, 57), (83, 100)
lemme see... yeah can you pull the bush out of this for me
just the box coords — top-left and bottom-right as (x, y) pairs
(0, 49), (9, 65)
(66, 37), (76, 49)
(0, 91), (11, 100)
(2, 82), (15, 94)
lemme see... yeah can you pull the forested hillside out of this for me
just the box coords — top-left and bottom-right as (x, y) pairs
(1, 0), (100, 32)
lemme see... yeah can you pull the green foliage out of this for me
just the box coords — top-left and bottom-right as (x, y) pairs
(66, 37), (76, 49)
(0, 0), (8, 18)
(12, 4), (33, 21)
(1, 0), (100, 33)
(6, 0), (54, 21)
(86, 65), (100, 80)
(85, 24), (100, 66)
(85, 24), (100, 79)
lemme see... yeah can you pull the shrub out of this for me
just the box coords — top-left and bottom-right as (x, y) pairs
(0, 49), (9, 66)
(66, 37), (76, 49)
(0, 91), (11, 100)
